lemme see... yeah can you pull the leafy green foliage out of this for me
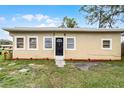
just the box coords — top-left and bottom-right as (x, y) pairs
(59, 16), (78, 28)
(0, 39), (12, 45)
(80, 5), (124, 28)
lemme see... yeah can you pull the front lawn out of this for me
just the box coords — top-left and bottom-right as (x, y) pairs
(0, 60), (124, 88)
(0, 55), (4, 62)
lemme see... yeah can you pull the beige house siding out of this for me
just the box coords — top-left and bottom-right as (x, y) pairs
(11, 32), (121, 60)
(65, 33), (121, 60)
(12, 32), (54, 59)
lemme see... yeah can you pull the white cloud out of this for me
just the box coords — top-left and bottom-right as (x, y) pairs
(0, 31), (12, 40)
(36, 18), (61, 27)
(12, 17), (16, 21)
(48, 23), (57, 27)
(21, 14), (49, 21)
(37, 23), (47, 27)
(36, 23), (56, 27)
(0, 17), (5, 21)
(0, 17), (5, 23)
(35, 14), (49, 21)
(46, 19), (54, 23)
(10, 14), (61, 27)
(22, 14), (34, 21)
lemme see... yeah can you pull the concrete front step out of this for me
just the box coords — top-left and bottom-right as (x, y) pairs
(55, 56), (66, 67)
(55, 61), (65, 65)
(55, 60), (65, 67)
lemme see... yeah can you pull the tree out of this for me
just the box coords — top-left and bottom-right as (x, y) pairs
(79, 5), (124, 28)
(0, 39), (12, 45)
(59, 16), (78, 28)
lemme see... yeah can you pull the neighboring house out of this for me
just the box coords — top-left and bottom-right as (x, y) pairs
(0, 45), (13, 55)
(0, 45), (13, 50)
(3, 27), (124, 61)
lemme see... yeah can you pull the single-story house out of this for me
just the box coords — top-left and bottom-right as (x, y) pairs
(3, 27), (124, 61)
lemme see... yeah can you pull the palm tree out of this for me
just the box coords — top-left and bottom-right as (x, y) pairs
(59, 16), (78, 28)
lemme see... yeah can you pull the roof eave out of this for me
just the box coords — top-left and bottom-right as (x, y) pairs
(2, 27), (124, 33)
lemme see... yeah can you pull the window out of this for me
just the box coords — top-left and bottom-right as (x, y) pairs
(66, 37), (76, 50)
(28, 36), (38, 50)
(17, 38), (24, 48)
(101, 39), (112, 50)
(43, 37), (53, 50)
(15, 36), (25, 50)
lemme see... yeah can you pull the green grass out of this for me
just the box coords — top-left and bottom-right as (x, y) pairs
(0, 60), (124, 88)
(0, 55), (4, 62)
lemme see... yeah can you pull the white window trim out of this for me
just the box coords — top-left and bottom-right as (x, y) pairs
(15, 36), (25, 50)
(66, 36), (76, 50)
(27, 36), (39, 50)
(43, 36), (53, 50)
(101, 38), (112, 50)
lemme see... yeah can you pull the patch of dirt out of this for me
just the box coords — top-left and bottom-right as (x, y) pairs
(28, 64), (48, 70)
(10, 71), (17, 75)
(0, 67), (3, 71)
(19, 68), (30, 73)
(8, 63), (16, 66)
(1, 62), (9, 65)
(73, 62), (102, 71)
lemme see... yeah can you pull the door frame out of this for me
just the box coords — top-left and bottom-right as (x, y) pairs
(54, 36), (65, 59)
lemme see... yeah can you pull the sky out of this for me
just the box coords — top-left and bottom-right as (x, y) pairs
(0, 5), (124, 40)
(0, 5), (97, 40)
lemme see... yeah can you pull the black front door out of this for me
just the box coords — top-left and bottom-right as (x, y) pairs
(56, 38), (63, 56)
